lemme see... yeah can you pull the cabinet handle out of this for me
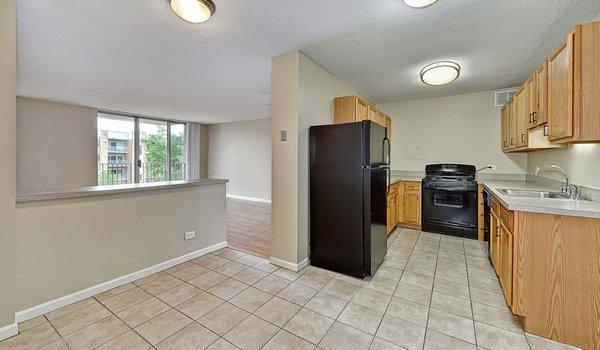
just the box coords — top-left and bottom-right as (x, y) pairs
(521, 134), (526, 142)
(543, 124), (549, 137)
(529, 113), (533, 123)
(532, 112), (537, 122)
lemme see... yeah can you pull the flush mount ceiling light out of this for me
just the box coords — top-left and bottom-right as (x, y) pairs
(403, 0), (439, 8)
(168, 0), (216, 24)
(420, 61), (461, 86)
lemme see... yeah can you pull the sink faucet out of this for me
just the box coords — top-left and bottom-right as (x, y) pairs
(534, 165), (580, 200)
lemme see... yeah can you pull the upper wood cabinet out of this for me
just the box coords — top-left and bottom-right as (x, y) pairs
(526, 74), (538, 130)
(500, 20), (600, 153)
(507, 99), (517, 149)
(548, 22), (600, 143)
(534, 63), (548, 127)
(334, 95), (392, 141)
(334, 95), (369, 124)
(514, 87), (528, 148)
(501, 105), (509, 151)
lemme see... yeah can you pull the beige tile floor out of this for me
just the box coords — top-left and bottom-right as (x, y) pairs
(0, 228), (582, 350)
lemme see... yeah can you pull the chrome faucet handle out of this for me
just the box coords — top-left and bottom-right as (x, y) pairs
(562, 184), (580, 200)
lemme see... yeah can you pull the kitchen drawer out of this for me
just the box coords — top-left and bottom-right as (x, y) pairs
(405, 181), (421, 191)
(499, 205), (514, 232)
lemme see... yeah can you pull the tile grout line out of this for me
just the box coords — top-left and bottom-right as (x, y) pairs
(368, 227), (414, 349)
(93, 247), (265, 349)
(463, 239), (480, 348)
(422, 230), (442, 350)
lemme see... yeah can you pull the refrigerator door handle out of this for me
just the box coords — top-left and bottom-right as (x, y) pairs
(385, 167), (391, 197)
(382, 137), (391, 165)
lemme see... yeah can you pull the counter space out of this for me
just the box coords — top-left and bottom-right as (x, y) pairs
(481, 180), (600, 219)
(391, 176), (423, 184)
(16, 178), (229, 203)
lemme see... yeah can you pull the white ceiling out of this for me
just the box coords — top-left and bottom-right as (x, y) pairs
(17, 1), (600, 123)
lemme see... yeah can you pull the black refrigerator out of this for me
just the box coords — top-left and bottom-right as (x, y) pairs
(309, 120), (390, 278)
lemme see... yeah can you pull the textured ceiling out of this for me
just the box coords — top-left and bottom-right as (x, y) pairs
(17, 1), (600, 123)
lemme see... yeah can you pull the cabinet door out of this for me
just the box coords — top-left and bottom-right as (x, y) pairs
(536, 63), (548, 126)
(490, 212), (500, 272)
(356, 99), (369, 122)
(526, 76), (538, 129)
(501, 106), (509, 151)
(397, 181), (405, 224)
(499, 225), (513, 307)
(548, 33), (574, 141)
(387, 196), (393, 233)
(404, 182), (421, 226)
(515, 88), (528, 148)
(390, 193), (397, 233)
(507, 100), (517, 149)
(368, 106), (379, 125)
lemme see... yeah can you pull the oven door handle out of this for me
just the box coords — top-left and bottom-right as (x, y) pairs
(433, 202), (464, 208)
(425, 187), (476, 192)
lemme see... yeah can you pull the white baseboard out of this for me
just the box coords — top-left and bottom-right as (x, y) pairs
(270, 257), (309, 272)
(15, 241), (228, 324)
(0, 323), (18, 342)
(226, 194), (271, 204)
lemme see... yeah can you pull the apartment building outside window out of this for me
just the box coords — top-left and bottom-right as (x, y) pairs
(97, 112), (188, 186)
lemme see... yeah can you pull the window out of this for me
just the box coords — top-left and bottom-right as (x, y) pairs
(97, 112), (188, 186)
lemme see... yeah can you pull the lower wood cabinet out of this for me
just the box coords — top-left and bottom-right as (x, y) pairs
(488, 194), (600, 349)
(403, 181), (421, 227)
(489, 211), (500, 270)
(490, 197), (513, 307)
(499, 224), (513, 307)
(387, 180), (421, 233)
(387, 182), (399, 234)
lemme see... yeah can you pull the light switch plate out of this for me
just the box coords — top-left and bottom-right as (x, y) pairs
(184, 231), (196, 241)
(280, 130), (287, 141)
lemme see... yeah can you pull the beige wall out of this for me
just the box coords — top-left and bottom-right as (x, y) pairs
(16, 97), (98, 193)
(270, 51), (359, 267)
(297, 53), (357, 261)
(528, 144), (600, 189)
(15, 184), (226, 311)
(271, 51), (300, 265)
(378, 91), (528, 175)
(0, 0), (16, 330)
(207, 118), (271, 201)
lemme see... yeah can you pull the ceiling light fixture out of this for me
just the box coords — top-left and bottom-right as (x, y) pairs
(403, 0), (439, 8)
(168, 0), (216, 24)
(420, 61), (461, 86)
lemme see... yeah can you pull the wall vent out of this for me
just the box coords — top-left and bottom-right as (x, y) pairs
(494, 88), (518, 107)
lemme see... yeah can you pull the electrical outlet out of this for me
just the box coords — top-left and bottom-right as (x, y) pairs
(487, 165), (497, 170)
(184, 231), (196, 241)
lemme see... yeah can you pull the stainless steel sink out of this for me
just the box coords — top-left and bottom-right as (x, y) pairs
(497, 188), (569, 199)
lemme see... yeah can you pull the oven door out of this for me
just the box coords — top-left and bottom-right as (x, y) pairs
(422, 188), (477, 227)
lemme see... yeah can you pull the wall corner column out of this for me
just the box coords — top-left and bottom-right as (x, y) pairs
(0, 0), (18, 340)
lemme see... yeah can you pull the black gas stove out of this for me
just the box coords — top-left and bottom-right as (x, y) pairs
(421, 164), (478, 239)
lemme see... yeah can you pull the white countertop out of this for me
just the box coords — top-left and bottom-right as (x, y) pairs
(17, 178), (229, 203)
(391, 175), (423, 183)
(480, 180), (600, 219)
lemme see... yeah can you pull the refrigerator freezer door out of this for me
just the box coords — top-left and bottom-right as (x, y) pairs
(367, 121), (387, 167)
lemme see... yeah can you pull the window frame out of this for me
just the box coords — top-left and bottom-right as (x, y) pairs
(98, 110), (189, 185)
